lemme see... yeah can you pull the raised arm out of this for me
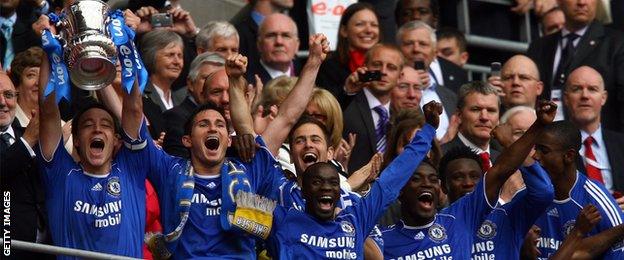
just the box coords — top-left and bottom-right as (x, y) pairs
(226, 54), (255, 137)
(262, 34), (329, 155)
(38, 51), (62, 160)
(96, 84), (122, 120)
(484, 100), (557, 204)
(121, 80), (143, 139)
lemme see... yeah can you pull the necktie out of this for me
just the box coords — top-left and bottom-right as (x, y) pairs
(373, 105), (389, 152)
(0, 20), (14, 70)
(583, 136), (604, 184)
(0, 132), (12, 148)
(479, 152), (491, 173)
(553, 33), (579, 88)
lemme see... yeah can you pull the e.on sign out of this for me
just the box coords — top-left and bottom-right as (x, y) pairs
(307, 0), (356, 50)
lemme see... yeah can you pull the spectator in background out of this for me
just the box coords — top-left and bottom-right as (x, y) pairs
(140, 29), (187, 138)
(343, 43), (403, 174)
(316, 3), (380, 109)
(488, 55), (543, 112)
(247, 13), (301, 85)
(397, 21), (461, 140)
(9, 46), (43, 127)
(563, 66), (624, 199)
(394, 0), (439, 29)
(442, 81), (502, 170)
(232, 0), (294, 70)
(436, 27), (469, 67)
(540, 7), (566, 36)
(162, 52), (225, 158)
(1, 0), (43, 70)
(391, 66), (423, 112)
(527, 0), (624, 132)
(195, 21), (239, 58)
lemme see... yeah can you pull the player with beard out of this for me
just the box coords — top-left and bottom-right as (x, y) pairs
(381, 100), (558, 260)
(231, 100), (441, 259)
(439, 142), (553, 259)
(532, 121), (624, 259)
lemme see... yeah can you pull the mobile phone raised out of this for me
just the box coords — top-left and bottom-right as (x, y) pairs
(359, 71), (382, 82)
(151, 13), (173, 28)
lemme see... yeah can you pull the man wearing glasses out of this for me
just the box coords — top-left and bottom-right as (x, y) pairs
(488, 55), (544, 114)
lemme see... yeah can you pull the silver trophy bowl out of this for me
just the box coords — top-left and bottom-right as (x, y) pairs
(59, 0), (117, 91)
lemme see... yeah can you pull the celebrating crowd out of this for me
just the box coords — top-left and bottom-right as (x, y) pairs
(2, 0), (624, 259)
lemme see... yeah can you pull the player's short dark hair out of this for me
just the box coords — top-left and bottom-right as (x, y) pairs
(542, 121), (581, 152)
(184, 102), (229, 136)
(439, 146), (482, 186)
(302, 162), (339, 184)
(71, 102), (121, 137)
(436, 27), (467, 52)
(288, 115), (331, 147)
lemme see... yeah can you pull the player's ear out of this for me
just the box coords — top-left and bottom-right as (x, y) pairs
(563, 148), (576, 164)
(182, 135), (192, 148)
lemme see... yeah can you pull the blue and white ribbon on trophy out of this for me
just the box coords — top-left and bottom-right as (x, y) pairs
(108, 10), (148, 93)
(41, 13), (70, 103)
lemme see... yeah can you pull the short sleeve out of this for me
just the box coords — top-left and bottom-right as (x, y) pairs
(36, 137), (76, 186)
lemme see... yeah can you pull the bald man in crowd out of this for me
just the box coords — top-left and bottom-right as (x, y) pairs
(391, 66), (423, 112)
(489, 55), (543, 113)
(246, 13), (301, 85)
(563, 66), (624, 203)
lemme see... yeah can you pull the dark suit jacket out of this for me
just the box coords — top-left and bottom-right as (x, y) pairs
(246, 58), (304, 86)
(233, 10), (260, 73)
(1, 14), (40, 66)
(576, 128), (624, 193)
(441, 134), (502, 163)
(436, 84), (458, 121)
(437, 58), (469, 94)
(162, 97), (198, 158)
(0, 121), (52, 259)
(343, 92), (383, 174)
(316, 53), (353, 109)
(527, 21), (624, 132)
(142, 82), (186, 138)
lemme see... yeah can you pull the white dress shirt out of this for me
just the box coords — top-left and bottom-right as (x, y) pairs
(153, 83), (174, 110)
(580, 126), (613, 191)
(1, 125), (36, 157)
(551, 26), (589, 83)
(260, 60), (292, 79)
(420, 61), (449, 140)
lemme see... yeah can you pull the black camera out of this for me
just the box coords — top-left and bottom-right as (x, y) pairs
(151, 13), (173, 28)
(359, 71), (382, 82)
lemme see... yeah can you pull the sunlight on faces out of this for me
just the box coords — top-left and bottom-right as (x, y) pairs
(0, 74), (17, 129)
(203, 70), (230, 121)
(563, 66), (606, 127)
(258, 14), (299, 68)
(501, 56), (543, 108)
(302, 163), (341, 221)
(182, 109), (231, 170)
(437, 37), (466, 66)
(400, 162), (440, 220)
(73, 108), (119, 174)
(392, 66), (423, 110)
(399, 27), (436, 66)
(209, 36), (239, 59)
(458, 93), (500, 145)
(154, 43), (184, 81)
(366, 47), (402, 95)
(444, 158), (482, 203)
(17, 67), (40, 106)
(289, 123), (334, 174)
(341, 9), (379, 51)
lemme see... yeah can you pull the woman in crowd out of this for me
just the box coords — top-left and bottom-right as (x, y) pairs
(316, 3), (380, 108)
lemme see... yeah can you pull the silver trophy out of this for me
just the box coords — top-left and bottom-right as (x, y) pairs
(57, 0), (117, 90)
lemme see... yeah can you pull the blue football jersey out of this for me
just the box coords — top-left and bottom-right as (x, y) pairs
(136, 127), (284, 259)
(382, 177), (494, 260)
(264, 124), (435, 259)
(534, 172), (624, 259)
(471, 163), (554, 260)
(37, 139), (148, 258)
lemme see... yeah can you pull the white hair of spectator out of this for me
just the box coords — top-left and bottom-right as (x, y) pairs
(140, 29), (184, 73)
(500, 105), (536, 124)
(396, 20), (437, 46)
(187, 52), (225, 82)
(196, 21), (239, 51)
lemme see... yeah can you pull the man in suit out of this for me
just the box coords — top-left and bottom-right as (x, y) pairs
(195, 21), (239, 59)
(343, 44), (404, 174)
(527, 0), (624, 132)
(489, 55), (544, 113)
(564, 66), (624, 198)
(1, 0), (43, 70)
(397, 20), (462, 140)
(436, 27), (469, 68)
(246, 13), (301, 85)
(232, 0), (294, 72)
(0, 72), (51, 259)
(162, 53), (225, 158)
(442, 81), (501, 170)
